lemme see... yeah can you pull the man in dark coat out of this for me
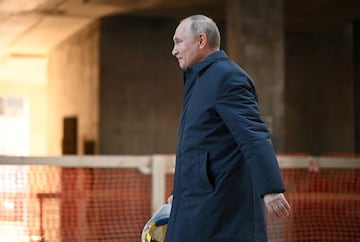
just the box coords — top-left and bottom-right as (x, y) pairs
(165, 14), (291, 242)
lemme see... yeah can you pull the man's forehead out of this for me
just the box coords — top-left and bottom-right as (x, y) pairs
(173, 21), (189, 39)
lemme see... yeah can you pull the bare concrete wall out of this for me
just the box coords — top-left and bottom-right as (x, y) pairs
(48, 21), (100, 155)
(99, 15), (182, 154)
(226, 0), (285, 151)
(99, 12), (356, 156)
(285, 26), (354, 155)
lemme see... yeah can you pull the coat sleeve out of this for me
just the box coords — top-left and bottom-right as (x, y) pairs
(215, 72), (285, 197)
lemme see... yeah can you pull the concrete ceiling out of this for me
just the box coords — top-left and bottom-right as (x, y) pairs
(0, 0), (359, 60)
(285, 0), (360, 32)
(0, 0), (123, 59)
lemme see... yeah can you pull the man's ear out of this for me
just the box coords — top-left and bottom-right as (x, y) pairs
(199, 33), (208, 49)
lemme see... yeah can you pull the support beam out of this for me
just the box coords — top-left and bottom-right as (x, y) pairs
(226, 0), (285, 151)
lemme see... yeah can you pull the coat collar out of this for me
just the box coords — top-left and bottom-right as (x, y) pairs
(185, 50), (228, 76)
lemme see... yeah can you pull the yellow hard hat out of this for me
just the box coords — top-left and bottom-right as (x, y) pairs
(142, 204), (171, 242)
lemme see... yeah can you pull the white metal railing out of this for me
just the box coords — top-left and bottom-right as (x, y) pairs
(0, 154), (359, 213)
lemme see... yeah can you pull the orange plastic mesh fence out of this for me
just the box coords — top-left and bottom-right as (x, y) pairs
(266, 169), (360, 242)
(0, 157), (359, 242)
(167, 169), (360, 242)
(0, 166), (151, 242)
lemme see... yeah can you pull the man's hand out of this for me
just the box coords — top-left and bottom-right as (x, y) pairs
(167, 195), (173, 204)
(264, 193), (291, 217)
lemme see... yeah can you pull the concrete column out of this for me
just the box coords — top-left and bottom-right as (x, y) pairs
(226, 0), (285, 151)
(354, 20), (360, 153)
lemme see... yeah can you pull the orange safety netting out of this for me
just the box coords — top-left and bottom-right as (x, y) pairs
(0, 163), (359, 242)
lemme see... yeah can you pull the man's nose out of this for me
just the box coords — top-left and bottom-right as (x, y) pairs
(171, 46), (177, 56)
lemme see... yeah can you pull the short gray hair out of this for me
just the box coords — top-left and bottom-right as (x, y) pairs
(182, 14), (221, 50)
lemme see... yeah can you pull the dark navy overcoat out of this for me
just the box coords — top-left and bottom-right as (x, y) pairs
(165, 51), (285, 242)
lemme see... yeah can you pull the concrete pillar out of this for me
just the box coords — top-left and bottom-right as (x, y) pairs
(226, 0), (285, 151)
(354, 20), (360, 153)
(99, 16), (182, 154)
